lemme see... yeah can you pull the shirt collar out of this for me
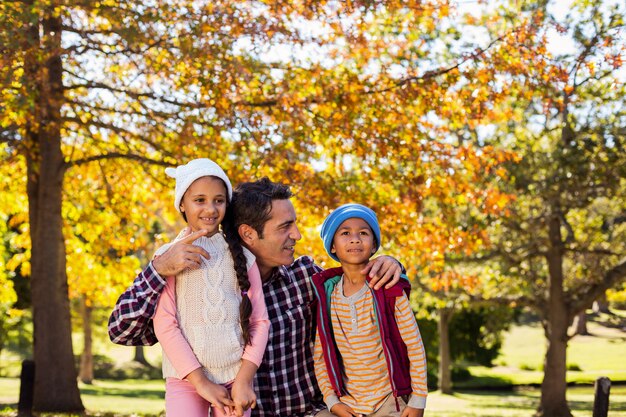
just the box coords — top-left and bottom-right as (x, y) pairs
(263, 265), (292, 286)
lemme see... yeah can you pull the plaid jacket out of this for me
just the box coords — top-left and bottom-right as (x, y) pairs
(108, 256), (326, 417)
(108, 262), (163, 346)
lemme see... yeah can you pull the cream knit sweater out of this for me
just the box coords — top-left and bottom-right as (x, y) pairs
(159, 232), (255, 384)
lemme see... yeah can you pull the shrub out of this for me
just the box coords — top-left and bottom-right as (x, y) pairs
(75, 354), (162, 380)
(567, 363), (582, 371)
(451, 365), (472, 382)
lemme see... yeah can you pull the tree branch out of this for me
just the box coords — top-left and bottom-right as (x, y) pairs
(60, 25), (121, 37)
(564, 247), (620, 256)
(63, 116), (177, 160)
(64, 77), (206, 110)
(569, 257), (626, 314)
(65, 153), (171, 170)
(371, 31), (512, 95)
(236, 30), (513, 108)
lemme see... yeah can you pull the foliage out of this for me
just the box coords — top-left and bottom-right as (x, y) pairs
(482, 0), (626, 304)
(413, 299), (518, 388)
(413, 313), (439, 389)
(449, 305), (518, 367)
(73, 354), (161, 380)
(608, 284), (626, 309)
(472, 1), (626, 414)
(3, 0), (623, 411)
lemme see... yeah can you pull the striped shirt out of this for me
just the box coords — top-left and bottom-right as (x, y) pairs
(314, 279), (427, 414)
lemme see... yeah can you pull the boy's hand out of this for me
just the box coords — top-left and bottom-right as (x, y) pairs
(152, 228), (210, 276)
(362, 255), (402, 290)
(330, 402), (360, 417)
(230, 378), (257, 417)
(401, 406), (424, 417)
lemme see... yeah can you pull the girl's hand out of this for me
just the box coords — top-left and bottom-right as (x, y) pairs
(230, 378), (257, 417)
(186, 368), (234, 414)
(330, 402), (360, 417)
(401, 406), (424, 417)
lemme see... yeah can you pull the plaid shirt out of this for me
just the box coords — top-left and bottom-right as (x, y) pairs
(108, 256), (326, 417)
(107, 262), (163, 346)
(253, 256), (325, 417)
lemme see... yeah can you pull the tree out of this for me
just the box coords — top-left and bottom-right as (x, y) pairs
(481, 1), (626, 415)
(1, 0), (298, 409)
(1, 0), (551, 410)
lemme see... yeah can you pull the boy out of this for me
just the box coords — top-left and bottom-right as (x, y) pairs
(312, 204), (427, 417)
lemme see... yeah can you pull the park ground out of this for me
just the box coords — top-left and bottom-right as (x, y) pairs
(0, 311), (624, 416)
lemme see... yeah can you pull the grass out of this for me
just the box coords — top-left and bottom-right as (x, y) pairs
(426, 386), (626, 417)
(2, 381), (626, 417)
(0, 378), (165, 416)
(457, 310), (626, 388)
(0, 310), (623, 416)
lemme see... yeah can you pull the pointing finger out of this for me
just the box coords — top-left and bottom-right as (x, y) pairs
(186, 245), (210, 260)
(178, 229), (208, 245)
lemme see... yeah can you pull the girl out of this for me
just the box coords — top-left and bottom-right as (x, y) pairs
(153, 158), (269, 417)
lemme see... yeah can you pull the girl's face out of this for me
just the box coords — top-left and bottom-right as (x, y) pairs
(179, 176), (228, 235)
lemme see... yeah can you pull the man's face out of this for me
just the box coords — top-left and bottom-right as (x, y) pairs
(245, 199), (302, 280)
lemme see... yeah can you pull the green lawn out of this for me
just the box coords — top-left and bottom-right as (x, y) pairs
(460, 311), (626, 387)
(427, 386), (626, 417)
(2, 379), (626, 417)
(0, 311), (624, 416)
(0, 378), (165, 416)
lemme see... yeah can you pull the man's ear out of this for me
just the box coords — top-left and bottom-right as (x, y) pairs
(331, 244), (336, 254)
(239, 224), (257, 246)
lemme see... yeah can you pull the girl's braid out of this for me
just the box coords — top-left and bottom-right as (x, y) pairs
(222, 208), (253, 346)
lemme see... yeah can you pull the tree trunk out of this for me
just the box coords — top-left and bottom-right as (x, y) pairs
(573, 311), (589, 336)
(25, 6), (84, 412)
(133, 346), (151, 366)
(592, 293), (611, 314)
(537, 213), (572, 417)
(438, 307), (453, 394)
(79, 299), (94, 384)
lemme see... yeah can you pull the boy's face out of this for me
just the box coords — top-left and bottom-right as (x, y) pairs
(331, 217), (376, 266)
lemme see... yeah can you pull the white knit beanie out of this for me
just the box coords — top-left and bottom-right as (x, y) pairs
(165, 158), (233, 213)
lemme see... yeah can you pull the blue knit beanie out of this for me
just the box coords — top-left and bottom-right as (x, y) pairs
(320, 203), (381, 262)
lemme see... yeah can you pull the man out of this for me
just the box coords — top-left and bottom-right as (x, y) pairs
(109, 177), (404, 417)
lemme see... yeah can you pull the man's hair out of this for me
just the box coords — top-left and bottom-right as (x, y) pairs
(232, 177), (292, 238)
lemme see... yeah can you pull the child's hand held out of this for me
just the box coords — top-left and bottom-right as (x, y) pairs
(231, 378), (257, 417)
(186, 369), (234, 414)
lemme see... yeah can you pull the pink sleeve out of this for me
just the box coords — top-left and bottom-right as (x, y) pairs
(153, 276), (202, 379)
(241, 262), (269, 367)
